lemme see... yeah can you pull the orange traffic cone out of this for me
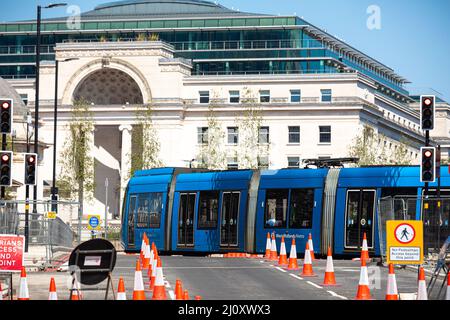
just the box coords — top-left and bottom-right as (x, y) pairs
(175, 279), (184, 300)
(417, 267), (428, 300)
(269, 233), (278, 261)
(117, 277), (127, 300)
(278, 236), (288, 266)
(152, 257), (167, 300)
(140, 234), (146, 266)
(385, 264), (398, 300)
(18, 267), (29, 300)
(264, 233), (271, 259)
(355, 258), (372, 300)
(48, 278), (58, 300)
(360, 233), (370, 262)
(322, 247), (338, 286)
(133, 259), (146, 300)
(70, 280), (82, 300)
(286, 238), (299, 271)
(150, 250), (158, 290)
(300, 242), (316, 277)
(142, 238), (151, 270)
(183, 290), (190, 300)
(446, 271), (450, 300)
(308, 233), (315, 261)
(195, 296), (202, 300)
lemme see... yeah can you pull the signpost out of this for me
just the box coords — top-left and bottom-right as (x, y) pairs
(386, 220), (424, 265)
(0, 234), (25, 300)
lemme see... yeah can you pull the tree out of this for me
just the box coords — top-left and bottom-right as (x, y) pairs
(129, 103), (163, 177)
(235, 88), (270, 169)
(196, 93), (227, 170)
(348, 125), (412, 166)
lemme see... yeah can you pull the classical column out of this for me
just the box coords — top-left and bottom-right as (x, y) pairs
(119, 125), (133, 216)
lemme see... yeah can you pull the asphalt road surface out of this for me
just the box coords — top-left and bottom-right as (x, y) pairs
(4, 253), (432, 300)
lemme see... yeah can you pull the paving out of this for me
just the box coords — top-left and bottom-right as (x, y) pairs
(1, 253), (438, 300)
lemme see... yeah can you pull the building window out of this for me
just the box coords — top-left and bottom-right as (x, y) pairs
(20, 94), (28, 106)
(227, 157), (238, 170)
(265, 189), (288, 228)
(199, 91), (210, 104)
(319, 126), (331, 143)
(229, 91), (240, 103)
(227, 127), (239, 145)
(258, 127), (270, 144)
(198, 191), (219, 229)
(287, 157), (300, 168)
(289, 189), (314, 229)
(258, 156), (269, 170)
(290, 90), (301, 103)
(260, 90), (270, 103)
(197, 127), (208, 145)
(288, 126), (300, 144)
(321, 89), (332, 102)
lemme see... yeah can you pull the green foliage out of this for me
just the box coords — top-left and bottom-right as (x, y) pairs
(58, 99), (95, 201)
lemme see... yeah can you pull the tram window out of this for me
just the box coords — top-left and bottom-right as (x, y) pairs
(381, 188), (417, 220)
(265, 189), (288, 228)
(198, 191), (219, 229)
(136, 193), (163, 228)
(289, 189), (314, 229)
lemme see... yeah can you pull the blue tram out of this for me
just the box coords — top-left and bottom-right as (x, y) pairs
(121, 166), (450, 256)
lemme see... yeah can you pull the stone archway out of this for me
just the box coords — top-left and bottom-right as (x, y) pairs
(73, 68), (144, 105)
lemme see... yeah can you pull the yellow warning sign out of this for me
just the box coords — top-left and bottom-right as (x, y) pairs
(46, 211), (57, 220)
(87, 215), (101, 231)
(386, 220), (423, 265)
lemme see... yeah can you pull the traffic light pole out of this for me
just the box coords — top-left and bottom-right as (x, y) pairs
(1, 133), (6, 199)
(424, 130), (430, 196)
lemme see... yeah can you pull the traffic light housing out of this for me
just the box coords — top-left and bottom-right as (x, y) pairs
(420, 95), (435, 131)
(420, 147), (436, 183)
(0, 99), (13, 134)
(24, 153), (37, 186)
(0, 151), (12, 187)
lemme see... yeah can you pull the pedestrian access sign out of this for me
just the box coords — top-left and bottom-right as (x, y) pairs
(386, 220), (424, 265)
(0, 235), (25, 272)
(87, 215), (101, 231)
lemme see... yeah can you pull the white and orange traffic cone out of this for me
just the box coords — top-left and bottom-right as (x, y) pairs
(117, 277), (127, 300)
(150, 249), (158, 290)
(70, 280), (82, 300)
(322, 247), (338, 286)
(183, 290), (190, 300)
(269, 233), (278, 261)
(360, 233), (370, 262)
(286, 238), (299, 271)
(18, 267), (29, 300)
(264, 233), (271, 259)
(385, 264), (398, 300)
(140, 234), (146, 266)
(152, 257), (167, 300)
(355, 258), (372, 300)
(175, 279), (184, 300)
(0, 282), (4, 301)
(48, 278), (58, 300)
(142, 238), (151, 270)
(417, 267), (428, 300)
(300, 242), (316, 277)
(446, 271), (450, 301)
(308, 233), (315, 261)
(133, 259), (146, 300)
(278, 236), (288, 266)
(195, 295), (202, 300)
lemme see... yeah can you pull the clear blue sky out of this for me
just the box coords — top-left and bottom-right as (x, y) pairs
(1, 0), (449, 101)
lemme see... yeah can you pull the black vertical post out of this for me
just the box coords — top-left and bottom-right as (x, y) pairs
(1, 133), (6, 199)
(33, 5), (41, 214)
(424, 130), (430, 196)
(51, 60), (59, 213)
(25, 115), (30, 252)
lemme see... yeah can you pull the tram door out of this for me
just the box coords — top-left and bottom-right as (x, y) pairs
(127, 196), (137, 247)
(221, 192), (240, 248)
(345, 190), (376, 249)
(178, 193), (196, 247)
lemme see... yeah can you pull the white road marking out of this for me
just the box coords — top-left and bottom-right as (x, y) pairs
(306, 281), (323, 289)
(275, 267), (287, 273)
(289, 274), (303, 280)
(168, 290), (175, 300)
(327, 290), (348, 300)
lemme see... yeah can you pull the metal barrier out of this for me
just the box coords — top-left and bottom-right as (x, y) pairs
(378, 196), (450, 264)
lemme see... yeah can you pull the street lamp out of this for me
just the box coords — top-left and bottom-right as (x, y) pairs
(34, 3), (67, 213)
(51, 57), (78, 212)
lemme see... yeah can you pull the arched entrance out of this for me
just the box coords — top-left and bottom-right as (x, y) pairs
(73, 68), (144, 105)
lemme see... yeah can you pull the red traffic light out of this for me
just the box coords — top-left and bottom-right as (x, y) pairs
(423, 98), (432, 106)
(1, 102), (10, 109)
(27, 156), (35, 163)
(1, 154), (9, 162)
(424, 150), (433, 158)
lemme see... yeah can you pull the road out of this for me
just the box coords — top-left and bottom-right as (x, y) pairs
(3, 253), (431, 300)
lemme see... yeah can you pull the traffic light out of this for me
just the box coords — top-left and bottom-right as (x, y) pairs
(420, 147), (436, 183)
(24, 153), (37, 186)
(0, 151), (12, 187)
(420, 95), (435, 131)
(0, 99), (13, 134)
